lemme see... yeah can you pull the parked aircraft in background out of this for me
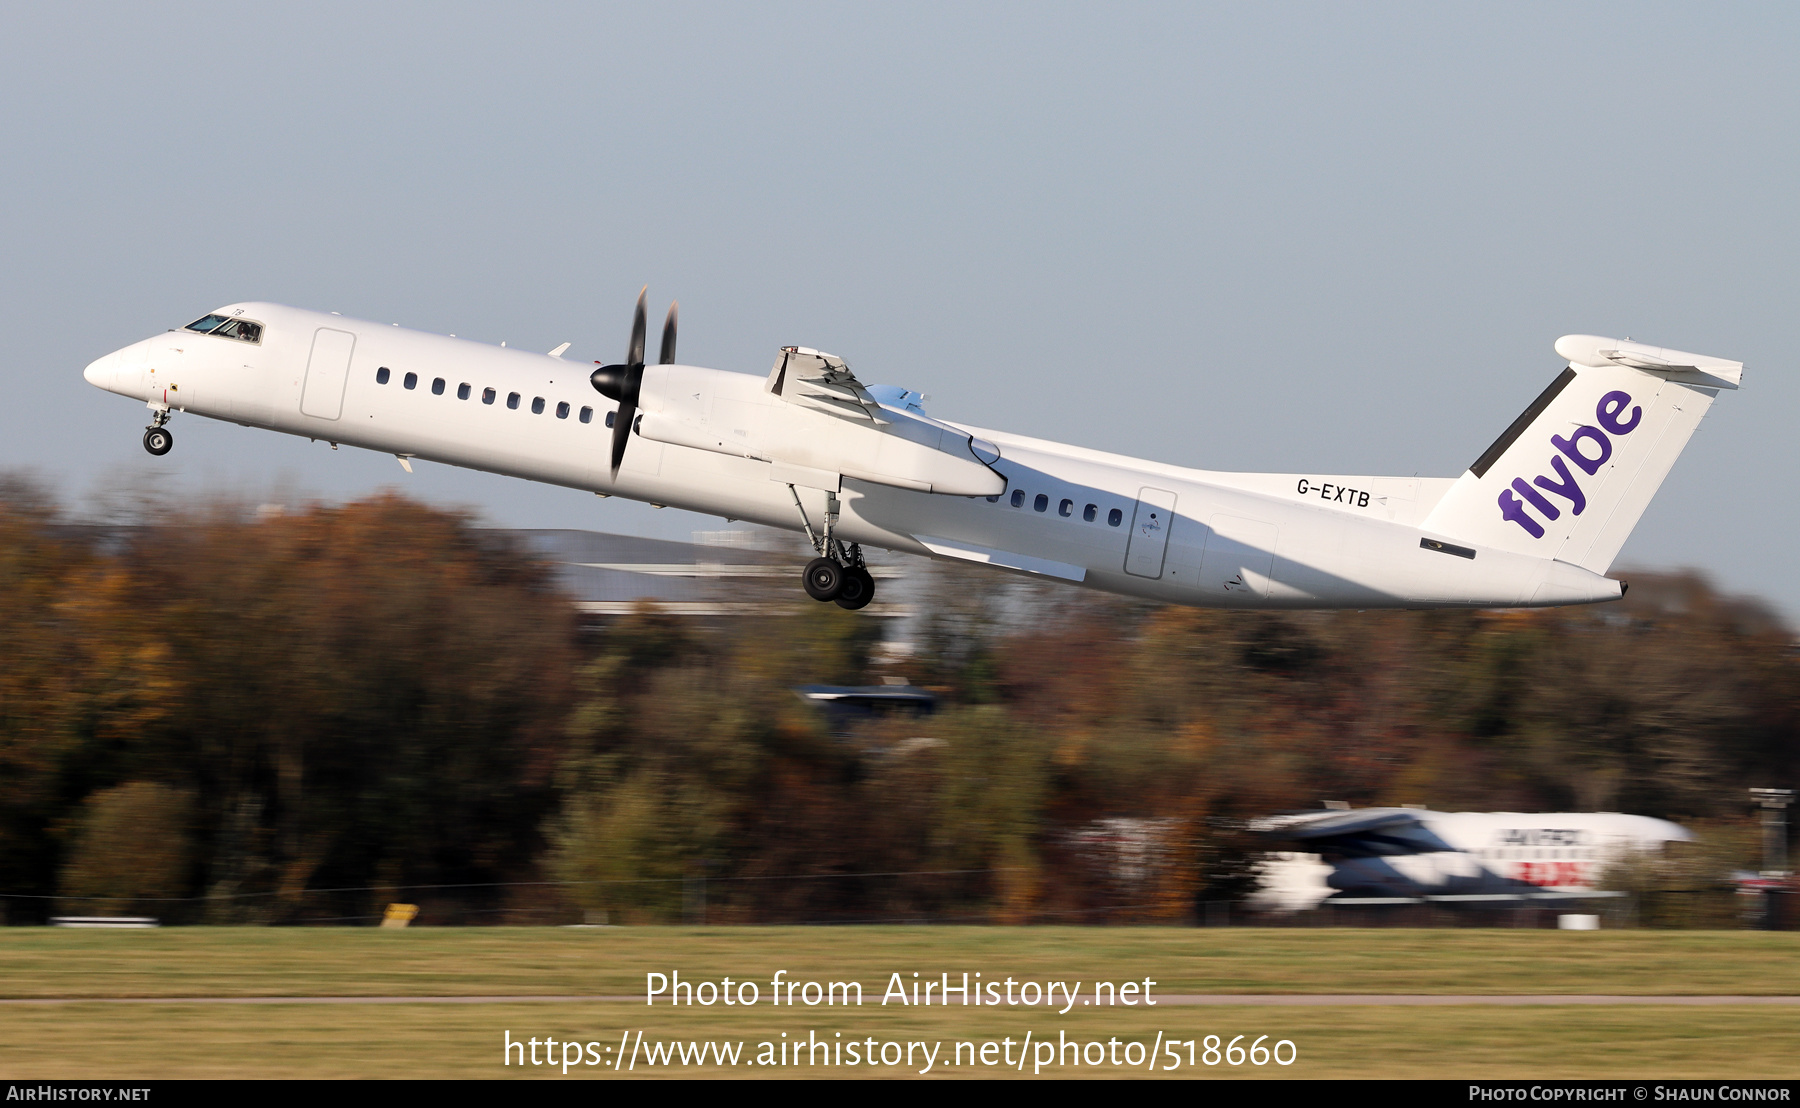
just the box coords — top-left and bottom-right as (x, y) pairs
(82, 293), (1741, 611)
(1249, 806), (1694, 910)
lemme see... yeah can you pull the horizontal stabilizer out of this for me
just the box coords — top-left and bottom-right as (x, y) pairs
(1554, 335), (1742, 390)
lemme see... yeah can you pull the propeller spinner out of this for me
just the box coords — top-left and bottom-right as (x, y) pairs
(591, 289), (677, 476)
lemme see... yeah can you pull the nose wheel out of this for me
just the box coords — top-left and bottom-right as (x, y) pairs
(142, 408), (174, 456)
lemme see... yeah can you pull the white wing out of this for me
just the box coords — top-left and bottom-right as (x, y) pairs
(764, 346), (889, 425)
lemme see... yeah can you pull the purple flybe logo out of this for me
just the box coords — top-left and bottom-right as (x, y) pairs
(1497, 390), (1641, 538)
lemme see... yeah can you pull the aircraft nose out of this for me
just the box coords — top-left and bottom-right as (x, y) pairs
(83, 351), (119, 391)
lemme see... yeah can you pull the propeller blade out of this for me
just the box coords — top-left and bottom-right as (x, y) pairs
(660, 302), (678, 365)
(594, 287), (658, 477)
(609, 400), (636, 476)
(628, 287), (647, 367)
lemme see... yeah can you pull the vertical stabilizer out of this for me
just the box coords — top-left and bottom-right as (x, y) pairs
(1419, 336), (1739, 575)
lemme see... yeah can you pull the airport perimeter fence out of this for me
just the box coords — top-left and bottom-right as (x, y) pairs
(2, 867), (1139, 928)
(1220, 888), (1795, 931)
(1209, 901), (1599, 929)
(5, 878), (1795, 930)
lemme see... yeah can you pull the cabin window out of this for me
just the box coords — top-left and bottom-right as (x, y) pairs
(1058, 498), (1073, 518)
(605, 411), (616, 428)
(507, 392), (520, 410)
(1033, 494), (1048, 513)
(431, 377), (445, 396)
(211, 319), (263, 343)
(579, 406), (593, 424)
(986, 495), (999, 503)
(482, 387), (496, 405)
(556, 401), (570, 419)
(184, 314), (229, 333)
(531, 397), (545, 415)
(1010, 489), (1025, 508)
(403, 372), (418, 390)
(457, 383), (471, 400)
(1083, 503), (1097, 522)
(1108, 508), (1123, 526)
(375, 367), (390, 385)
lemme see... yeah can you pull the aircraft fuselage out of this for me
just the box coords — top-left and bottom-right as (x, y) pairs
(84, 302), (1694, 610)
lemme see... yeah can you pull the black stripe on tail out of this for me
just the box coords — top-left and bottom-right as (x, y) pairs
(1468, 367), (1577, 478)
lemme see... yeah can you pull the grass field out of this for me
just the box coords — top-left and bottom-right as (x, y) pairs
(1, 927), (1796, 1078)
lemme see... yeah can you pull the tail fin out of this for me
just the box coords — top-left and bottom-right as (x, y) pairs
(1419, 335), (1740, 574)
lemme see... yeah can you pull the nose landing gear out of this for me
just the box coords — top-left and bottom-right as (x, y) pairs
(786, 483), (876, 610)
(142, 409), (174, 456)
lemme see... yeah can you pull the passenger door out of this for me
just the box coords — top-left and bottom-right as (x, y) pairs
(300, 328), (356, 420)
(1123, 487), (1179, 578)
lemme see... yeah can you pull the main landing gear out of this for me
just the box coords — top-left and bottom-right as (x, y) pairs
(803, 554), (874, 609)
(142, 409), (173, 456)
(787, 484), (875, 611)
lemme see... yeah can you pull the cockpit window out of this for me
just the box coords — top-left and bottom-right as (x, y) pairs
(184, 315), (263, 343)
(212, 319), (263, 343)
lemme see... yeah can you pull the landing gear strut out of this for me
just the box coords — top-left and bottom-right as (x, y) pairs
(142, 409), (173, 456)
(787, 483), (875, 610)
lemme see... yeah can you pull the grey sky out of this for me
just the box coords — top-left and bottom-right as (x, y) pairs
(5, 3), (1794, 616)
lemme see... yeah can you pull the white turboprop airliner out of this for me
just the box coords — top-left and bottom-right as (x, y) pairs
(1249, 806), (1694, 910)
(82, 294), (1742, 611)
